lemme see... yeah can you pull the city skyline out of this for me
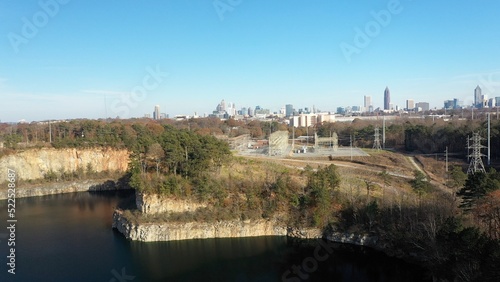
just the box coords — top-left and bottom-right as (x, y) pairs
(2, 1), (500, 122)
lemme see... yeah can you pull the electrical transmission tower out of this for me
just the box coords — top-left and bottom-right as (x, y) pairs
(373, 127), (382, 150)
(467, 132), (486, 175)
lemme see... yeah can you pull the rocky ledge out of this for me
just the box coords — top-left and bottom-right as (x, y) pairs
(112, 210), (290, 242)
(112, 210), (378, 245)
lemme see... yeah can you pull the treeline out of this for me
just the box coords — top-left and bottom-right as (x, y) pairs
(3, 117), (500, 159)
(314, 117), (500, 157)
(0, 117), (289, 151)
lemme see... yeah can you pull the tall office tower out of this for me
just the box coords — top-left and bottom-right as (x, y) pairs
(384, 87), (390, 110)
(220, 99), (226, 112)
(474, 86), (482, 108)
(285, 104), (294, 117)
(154, 105), (160, 120)
(406, 99), (415, 111)
(364, 96), (372, 112)
(482, 95), (488, 108)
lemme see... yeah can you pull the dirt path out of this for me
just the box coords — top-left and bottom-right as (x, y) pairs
(407, 156), (425, 174)
(241, 155), (414, 180)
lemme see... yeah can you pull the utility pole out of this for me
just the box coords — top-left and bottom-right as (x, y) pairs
(306, 126), (309, 148)
(445, 146), (448, 172)
(382, 116), (386, 149)
(373, 127), (382, 150)
(350, 134), (353, 161)
(268, 124), (272, 157)
(467, 134), (470, 162)
(488, 112), (491, 166)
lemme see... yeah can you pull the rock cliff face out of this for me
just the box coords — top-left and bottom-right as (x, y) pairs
(113, 210), (288, 242)
(113, 193), (327, 242)
(0, 147), (129, 180)
(0, 179), (126, 200)
(136, 192), (207, 214)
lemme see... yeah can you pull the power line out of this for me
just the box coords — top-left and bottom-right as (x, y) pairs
(373, 126), (382, 150)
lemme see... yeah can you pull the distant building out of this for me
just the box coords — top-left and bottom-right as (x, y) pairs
(254, 107), (270, 116)
(488, 98), (496, 108)
(216, 99), (226, 113)
(384, 87), (390, 110)
(415, 102), (430, 112)
(496, 97), (500, 107)
(248, 107), (254, 117)
(336, 107), (346, 115)
(474, 86), (482, 108)
(444, 98), (463, 110)
(406, 99), (415, 111)
(285, 104), (294, 117)
(290, 113), (335, 128)
(482, 94), (488, 108)
(153, 105), (160, 120)
(444, 100), (454, 109)
(364, 96), (372, 112)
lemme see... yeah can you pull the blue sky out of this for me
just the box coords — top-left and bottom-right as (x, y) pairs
(1, 0), (500, 122)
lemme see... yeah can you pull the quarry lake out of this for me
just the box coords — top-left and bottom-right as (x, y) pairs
(0, 191), (429, 282)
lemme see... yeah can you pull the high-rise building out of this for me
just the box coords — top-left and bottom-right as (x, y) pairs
(285, 104), (294, 117)
(406, 99), (415, 111)
(474, 86), (482, 108)
(364, 96), (372, 112)
(488, 98), (496, 108)
(153, 105), (160, 120)
(384, 87), (390, 110)
(220, 99), (226, 112)
(496, 97), (500, 107)
(415, 102), (430, 112)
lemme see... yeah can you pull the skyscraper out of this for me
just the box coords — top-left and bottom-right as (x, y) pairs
(285, 104), (294, 117)
(384, 87), (390, 110)
(474, 86), (482, 108)
(406, 99), (415, 111)
(364, 96), (372, 112)
(153, 105), (160, 120)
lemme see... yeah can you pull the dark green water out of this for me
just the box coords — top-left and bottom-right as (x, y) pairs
(0, 191), (429, 281)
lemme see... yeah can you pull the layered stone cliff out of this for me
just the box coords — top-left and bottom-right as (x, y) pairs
(0, 147), (129, 180)
(112, 210), (378, 244)
(136, 192), (207, 214)
(114, 194), (327, 242)
(113, 210), (289, 242)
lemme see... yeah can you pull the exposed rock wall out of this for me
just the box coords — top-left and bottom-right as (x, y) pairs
(0, 179), (126, 200)
(136, 192), (207, 214)
(0, 147), (129, 180)
(112, 210), (289, 242)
